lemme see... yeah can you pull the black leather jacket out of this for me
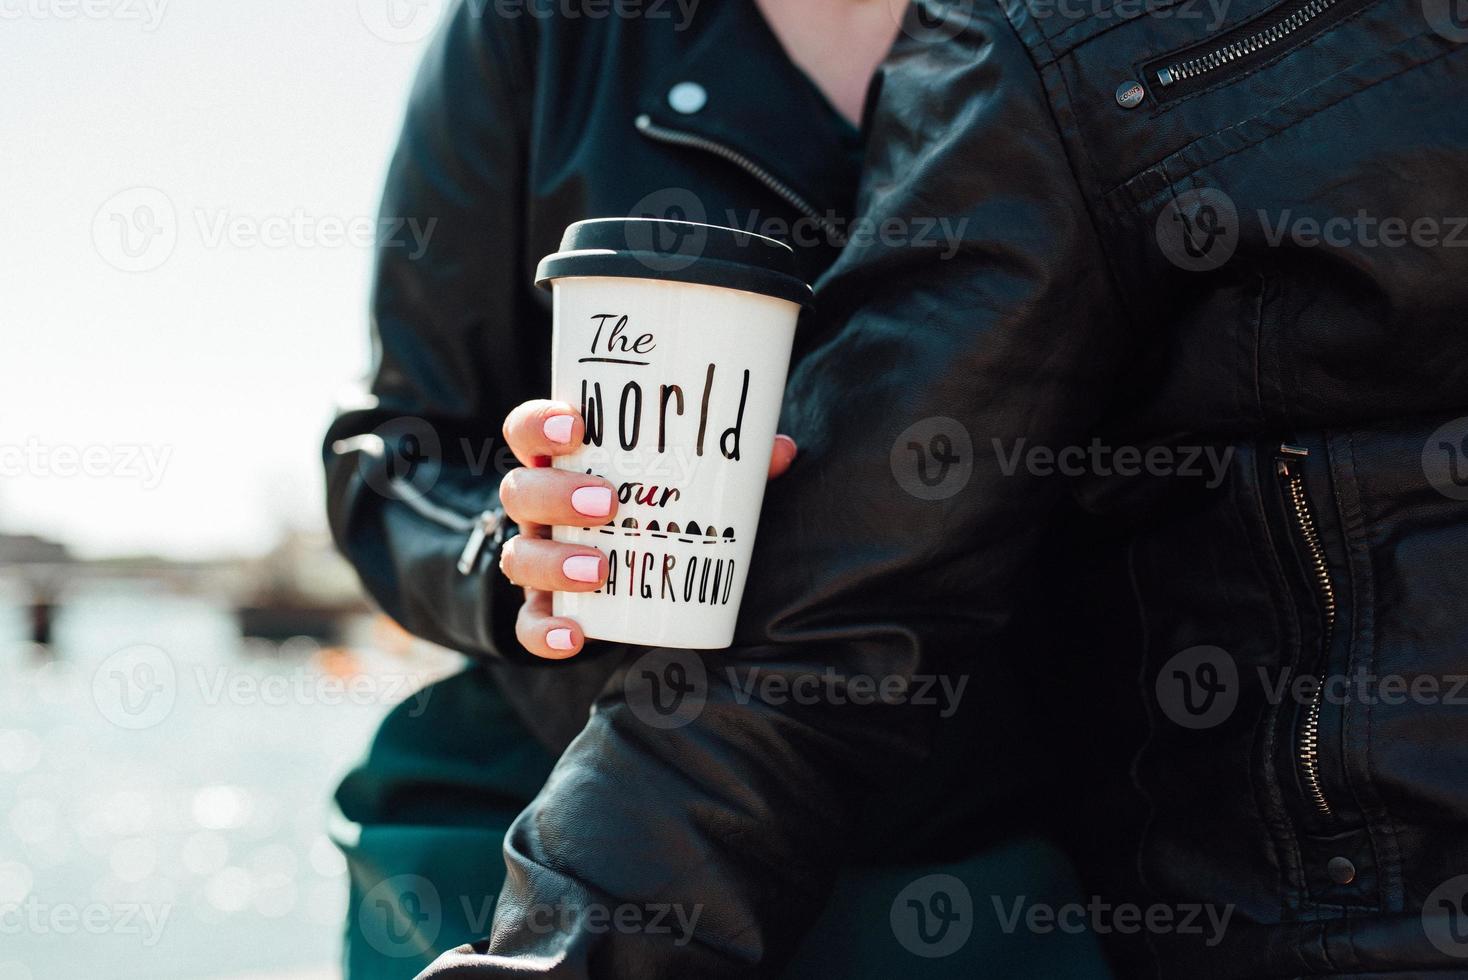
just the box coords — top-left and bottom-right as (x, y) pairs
(326, 0), (1468, 976)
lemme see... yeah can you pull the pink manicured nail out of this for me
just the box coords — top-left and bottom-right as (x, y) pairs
(571, 486), (613, 518)
(543, 415), (574, 445)
(562, 555), (602, 583)
(546, 628), (575, 651)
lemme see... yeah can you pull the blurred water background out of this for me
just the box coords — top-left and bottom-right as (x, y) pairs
(0, 570), (461, 980)
(1, 4), (450, 977)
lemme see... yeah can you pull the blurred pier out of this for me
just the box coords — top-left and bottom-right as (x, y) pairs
(0, 530), (372, 651)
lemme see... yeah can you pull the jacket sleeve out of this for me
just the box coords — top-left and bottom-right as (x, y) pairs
(324, 1), (537, 660)
(421, 2), (1128, 977)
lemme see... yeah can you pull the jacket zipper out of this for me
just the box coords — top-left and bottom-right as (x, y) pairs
(334, 435), (504, 575)
(1276, 445), (1337, 817)
(388, 476), (505, 575)
(1144, 0), (1376, 103)
(634, 115), (847, 246)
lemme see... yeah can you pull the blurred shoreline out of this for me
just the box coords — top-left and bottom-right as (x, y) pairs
(0, 534), (462, 980)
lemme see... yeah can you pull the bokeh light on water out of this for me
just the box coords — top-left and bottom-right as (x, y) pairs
(0, 591), (459, 979)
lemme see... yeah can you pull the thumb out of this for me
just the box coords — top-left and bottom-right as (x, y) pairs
(767, 435), (798, 479)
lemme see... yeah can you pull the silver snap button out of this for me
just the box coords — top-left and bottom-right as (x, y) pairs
(1115, 80), (1145, 110)
(668, 81), (707, 115)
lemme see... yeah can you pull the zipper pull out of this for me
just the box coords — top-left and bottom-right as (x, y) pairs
(1277, 443), (1309, 476)
(457, 509), (504, 576)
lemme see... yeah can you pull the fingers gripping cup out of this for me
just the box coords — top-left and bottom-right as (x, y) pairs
(535, 218), (811, 649)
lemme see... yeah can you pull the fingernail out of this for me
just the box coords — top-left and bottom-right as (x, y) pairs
(571, 486), (613, 518)
(562, 555), (602, 583)
(543, 415), (574, 445)
(546, 628), (575, 651)
(774, 434), (797, 454)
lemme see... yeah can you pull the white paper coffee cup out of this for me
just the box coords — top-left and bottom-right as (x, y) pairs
(535, 218), (811, 649)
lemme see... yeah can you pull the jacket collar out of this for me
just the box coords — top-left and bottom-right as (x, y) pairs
(635, 0), (864, 227)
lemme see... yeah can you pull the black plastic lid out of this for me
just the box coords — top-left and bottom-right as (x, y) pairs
(535, 218), (812, 308)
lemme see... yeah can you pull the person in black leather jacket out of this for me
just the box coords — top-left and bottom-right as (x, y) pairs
(327, 0), (1468, 976)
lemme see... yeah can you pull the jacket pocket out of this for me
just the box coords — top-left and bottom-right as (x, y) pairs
(1141, 0), (1383, 104)
(1275, 443), (1340, 819)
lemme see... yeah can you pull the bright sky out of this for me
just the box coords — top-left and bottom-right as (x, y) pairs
(1, 1), (449, 559)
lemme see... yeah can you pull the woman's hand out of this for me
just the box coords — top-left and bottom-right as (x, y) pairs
(498, 400), (798, 659)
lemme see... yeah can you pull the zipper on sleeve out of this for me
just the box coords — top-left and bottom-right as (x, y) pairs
(634, 115), (847, 246)
(1276, 445), (1338, 818)
(456, 509), (506, 576)
(1143, 0), (1378, 104)
(334, 433), (507, 576)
